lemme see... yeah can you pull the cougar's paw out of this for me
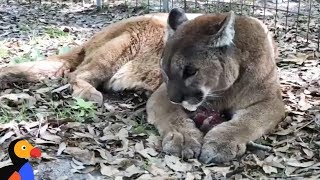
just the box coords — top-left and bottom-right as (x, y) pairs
(54, 64), (70, 77)
(72, 87), (104, 106)
(162, 124), (203, 159)
(199, 137), (246, 164)
(35, 60), (70, 78)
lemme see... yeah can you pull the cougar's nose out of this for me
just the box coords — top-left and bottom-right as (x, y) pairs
(169, 94), (184, 104)
(167, 82), (184, 104)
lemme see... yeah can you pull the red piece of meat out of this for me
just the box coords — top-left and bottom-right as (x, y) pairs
(192, 107), (226, 133)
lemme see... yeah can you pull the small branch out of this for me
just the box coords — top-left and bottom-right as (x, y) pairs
(242, 173), (255, 180)
(295, 119), (314, 132)
(247, 141), (273, 152)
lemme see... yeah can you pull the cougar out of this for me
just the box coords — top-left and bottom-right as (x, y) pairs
(0, 8), (285, 163)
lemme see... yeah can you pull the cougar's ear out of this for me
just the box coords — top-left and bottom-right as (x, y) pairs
(168, 8), (189, 31)
(211, 11), (236, 47)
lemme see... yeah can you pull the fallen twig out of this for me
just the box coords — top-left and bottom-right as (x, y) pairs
(241, 172), (255, 180)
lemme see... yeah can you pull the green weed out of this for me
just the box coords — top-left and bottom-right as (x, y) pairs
(0, 103), (29, 123)
(70, 98), (97, 122)
(45, 27), (69, 38)
(19, 25), (31, 32)
(10, 48), (45, 64)
(131, 114), (158, 135)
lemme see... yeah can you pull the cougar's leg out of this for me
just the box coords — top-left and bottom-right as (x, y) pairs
(146, 83), (203, 159)
(105, 56), (162, 93)
(46, 46), (86, 76)
(199, 97), (285, 164)
(69, 32), (132, 106)
(0, 46), (85, 89)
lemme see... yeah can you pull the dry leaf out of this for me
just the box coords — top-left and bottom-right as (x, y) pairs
(135, 141), (144, 151)
(40, 131), (62, 144)
(286, 159), (315, 167)
(186, 172), (195, 180)
(205, 166), (230, 177)
(96, 149), (114, 161)
(164, 155), (192, 172)
(124, 165), (144, 177)
(274, 127), (295, 136)
(137, 148), (158, 160)
(302, 148), (314, 158)
(100, 163), (119, 177)
(71, 160), (86, 170)
(283, 53), (307, 65)
(136, 174), (153, 180)
(56, 142), (67, 156)
(285, 166), (297, 176)
(0, 159), (12, 168)
(147, 164), (168, 176)
(274, 144), (290, 152)
(0, 93), (36, 106)
(73, 132), (94, 139)
(116, 128), (129, 139)
(104, 102), (117, 112)
(51, 84), (70, 93)
(314, 113), (320, 126)
(0, 131), (15, 144)
(64, 147), (95, 165)
(118, 103), (134, 109)
(298, 93), (312, 111)
(41, 152), (57, 160)
(262, 165), (278, 174)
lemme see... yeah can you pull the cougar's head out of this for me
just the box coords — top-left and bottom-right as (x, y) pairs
(161, 8), (240, 111)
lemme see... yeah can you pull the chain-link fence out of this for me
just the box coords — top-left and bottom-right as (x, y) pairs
(3, 0), (320, 53)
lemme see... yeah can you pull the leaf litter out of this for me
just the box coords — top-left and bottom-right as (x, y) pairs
(0, 0), (320, 179)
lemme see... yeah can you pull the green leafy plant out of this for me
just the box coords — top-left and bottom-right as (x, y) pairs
(131, 114), (158, 135)
(71, 98), (95, 110)
(0, 103), (29, 123)
(10, 48), (45, 64)
(45, 27), (68, 38)
(70, 98), (97, 122)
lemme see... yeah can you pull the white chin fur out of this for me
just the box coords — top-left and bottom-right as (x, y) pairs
(179, 86), (211, 112)
(182, 101), (198, 112)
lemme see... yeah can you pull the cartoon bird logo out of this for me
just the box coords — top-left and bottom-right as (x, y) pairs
(0, 138), (41, 180)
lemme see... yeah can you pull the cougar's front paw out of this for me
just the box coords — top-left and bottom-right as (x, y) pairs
(199, 136), (246, 164)
(72, 86), (104, 106)
(162, 122), (203, 159)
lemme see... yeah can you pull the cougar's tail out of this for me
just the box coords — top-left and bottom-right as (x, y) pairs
(0, 46), (85, 90)
(0, 68), (31, 89)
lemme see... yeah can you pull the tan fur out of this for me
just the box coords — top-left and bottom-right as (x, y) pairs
(146, 10), (285, 163)
(0, 10), (285, 163)
(0, 13), (169, 104)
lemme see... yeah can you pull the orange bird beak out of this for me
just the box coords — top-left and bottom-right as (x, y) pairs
(30, 147), (41, 158)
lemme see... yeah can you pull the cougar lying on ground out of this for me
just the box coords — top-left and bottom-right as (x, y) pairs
(0, 8), (285, 163)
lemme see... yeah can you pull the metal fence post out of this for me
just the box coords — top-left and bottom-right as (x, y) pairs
(96, 0), (102, 10)
(162, 0), (169, 12)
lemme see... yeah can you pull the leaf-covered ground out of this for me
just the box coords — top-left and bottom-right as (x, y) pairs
(0, 1), (319, 179)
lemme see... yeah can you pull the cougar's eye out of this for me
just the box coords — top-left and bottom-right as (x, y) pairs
(183, 66), (198, 79)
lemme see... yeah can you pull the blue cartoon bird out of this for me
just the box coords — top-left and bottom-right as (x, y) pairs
(0, 139), (41, 180)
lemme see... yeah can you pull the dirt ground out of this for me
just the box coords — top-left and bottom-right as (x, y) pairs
(0, 1), (319, 180)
